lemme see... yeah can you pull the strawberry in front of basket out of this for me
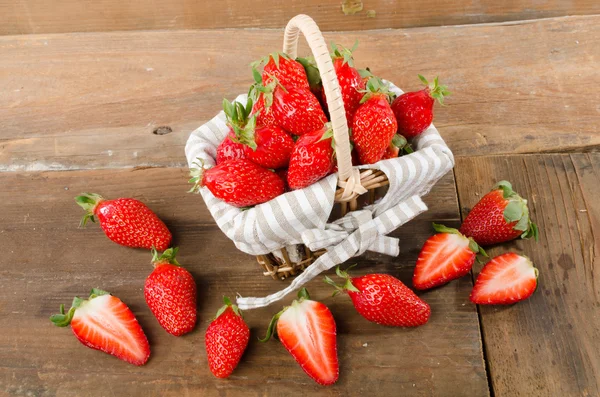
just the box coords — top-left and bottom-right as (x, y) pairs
(251, 70), (327, 136)
(189, 158), (285, 207)
(50, 288), (150, 366)
(470, 253), (539, 304)
(325, 267), (430, 327)
(459, 180), (538, 246)
(391, 75), (450, 138)
(413, 223), (486, 290)
(253, 52), (310, 90)
(352, 76), (398, 164)
(145, 247), (197, 336)
(223, 98), (294, 169)
(287, 123), (335, 190)
(261, 288), (339, 386)
(321, 42), (366, 123)
(75, 193), (172, 251)
(205, 297), (250, 378)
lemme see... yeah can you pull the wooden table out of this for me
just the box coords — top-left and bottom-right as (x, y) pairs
(1, 11), (599, 397)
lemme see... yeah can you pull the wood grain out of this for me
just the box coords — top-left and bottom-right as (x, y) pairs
(454, 154), (600, 397)
(1, 0), (599, 35)
(1, 16), (599, 171)
(0, 169), (489, 396)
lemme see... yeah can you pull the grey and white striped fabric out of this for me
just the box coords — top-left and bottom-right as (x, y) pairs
(185, 81), (454, 310)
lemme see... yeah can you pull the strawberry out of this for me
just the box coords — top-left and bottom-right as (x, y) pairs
(287, 124), (335, 190)
(251, 93), (277, 128)
(391, 75), (450, 138)
(189, 158), (285, 207)
(205, 297), (250, 378)
(223, 98), (294, 169)
(216, 131), (247, 164)
(50, 288), (150, 366)
(322, 42), (366, 123)
(413, 223), (486, 290)
(381, 134), (412, 160)
(145, 247), (197, 336)
(470, 253), (538, 304)
(325, 266), (430, 327)
(261, 288), (338, 386)
(251, 71), (327, 136)
(459, 180), (538, 246)
(352, 77), (398, 164)
(253, 52), (310, 90)
(75, 193), (172, 251)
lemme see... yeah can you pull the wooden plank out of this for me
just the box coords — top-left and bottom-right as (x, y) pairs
(454, 154), (600, 397)
(0, 169), (489, 396)
(2, 16), (599, 172)
(1, 0), (599, 35)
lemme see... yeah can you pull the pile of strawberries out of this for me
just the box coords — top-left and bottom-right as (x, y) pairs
(189, 43), (449, 207)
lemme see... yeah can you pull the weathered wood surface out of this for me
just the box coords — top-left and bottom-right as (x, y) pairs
(455, 154), (600, 397)
(1, 0), (599, 35)
(2, 16), (600, 172)
(0, 169), (490, 396)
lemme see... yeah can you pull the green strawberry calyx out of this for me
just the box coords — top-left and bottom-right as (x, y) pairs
(74, 193), (105, 227)
(296, 56), (322, 92)
(222, 97), (259, 150)
(418, 75), (451, 105)
(495, 180), (539, 241)
(330, 41), (359, 66)
(214, 296), (243, 320)
(188, 158), (208, 193)
(151, 246), (181, 267)
(250, 52), (291, 71)
(259, 288), (311, 343)
(359, 76), (395, 104)
(324, 265), (361, 296)
(432, 223), (488, 259)
(50, 288), (110, 327)
(318, 122), (337, 151)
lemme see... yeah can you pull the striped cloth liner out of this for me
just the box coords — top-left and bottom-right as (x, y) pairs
(185, 81), (454, 309)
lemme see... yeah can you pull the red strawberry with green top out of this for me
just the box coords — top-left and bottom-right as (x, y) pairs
(325, 266), (430, 327)
(352, 77), (398, 164)
(145, 247), (197, 336)
(75, 193), (172, 251)
(261, 288), (338, 386)
(50, 288), (150, 366)
(223, 98), (294, 169)
(251, 71), (327, 136)
(253, 52), (310, 90)
(391, 75), (450, 138)
(459, 180), (538, 246)
(470, 253), (538, 304)
(217, 131), (247, 164)
(413, 223), (486, 290)
(205, 297), (250, 378)
(322, 42), (366, 123)
(189, 158), (285, 207)
(287, 124), (335, 190)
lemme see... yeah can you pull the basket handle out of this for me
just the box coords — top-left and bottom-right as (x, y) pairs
(282, 15), (364, 199)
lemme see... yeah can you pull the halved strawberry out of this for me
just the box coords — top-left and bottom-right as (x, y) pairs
(413, 223), (486, 290)
(470, 253), (538, 305)
(50, 289), (150, 366)
(261, 288), (338, 386)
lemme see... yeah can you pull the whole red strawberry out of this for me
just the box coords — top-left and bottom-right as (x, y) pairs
(322, 43), (366, 123)
(254, 52), (310, 90)
(326, 267), (430, 327)
(205, 297), (250, 378)
(223, 98), (293, 169)
(391, 75), (450, 138)
(459, 180), (538, 246)
(217, 131), (247, 164)
(50, 288), (150, 366)
(261, 288), (338, 386)
(189, 158), (285, 207)
(287, 124), (335, 190)
(352, 77), (398, 164)
(145, 247), (197, 336)
(75, 193), (172, 250)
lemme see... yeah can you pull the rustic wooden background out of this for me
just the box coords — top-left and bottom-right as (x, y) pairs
(0, 1), (599, 396)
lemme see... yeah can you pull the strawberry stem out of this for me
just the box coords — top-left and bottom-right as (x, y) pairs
(494, 180), (539, 241)
(151, 247), (180, 267)
(215, 296), (242, 320)
(324, 266), (360, 295)
(188, 158), (207, 193)
(74, 193), (105, 227)
(50, 289), (110, 327)
(418, 75), (450, 105)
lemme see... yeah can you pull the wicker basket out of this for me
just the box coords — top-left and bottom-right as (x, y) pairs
(185, 15), (454, 306)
